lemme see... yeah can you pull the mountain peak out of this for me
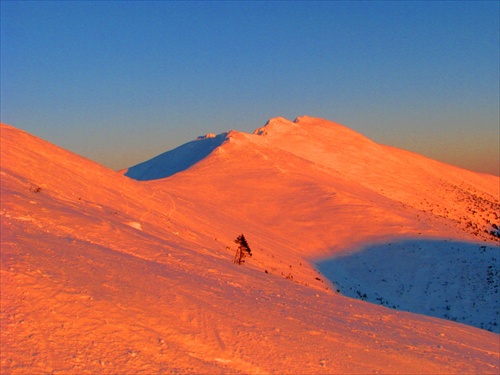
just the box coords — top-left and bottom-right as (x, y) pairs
(253, 115), (365, 141)
(253, 116), (297, 136)
(293, 115), (320, 123)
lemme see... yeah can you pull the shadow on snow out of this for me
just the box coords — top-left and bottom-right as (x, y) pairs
(316, 238), (499, 333)
(125, 133), (228, 181)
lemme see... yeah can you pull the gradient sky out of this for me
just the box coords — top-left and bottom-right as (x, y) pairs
(1, 1), (499, 175)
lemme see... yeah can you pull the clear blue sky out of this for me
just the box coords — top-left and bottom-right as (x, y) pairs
(1, 1), (499, 175)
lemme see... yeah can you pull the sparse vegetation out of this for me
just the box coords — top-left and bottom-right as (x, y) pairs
(29, 184), (41, 193)
(233, 234), (252, 265)
(319, 241), (500, 333)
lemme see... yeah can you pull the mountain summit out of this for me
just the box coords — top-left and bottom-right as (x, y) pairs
(124, 115), (381, 180)
(125, 116), (498, 243)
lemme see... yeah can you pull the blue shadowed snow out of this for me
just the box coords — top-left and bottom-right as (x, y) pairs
(125, 133), (228, 181)
(316, 239), (500, 333)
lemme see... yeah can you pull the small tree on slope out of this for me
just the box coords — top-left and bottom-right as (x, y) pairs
(234, 234), (252, 265)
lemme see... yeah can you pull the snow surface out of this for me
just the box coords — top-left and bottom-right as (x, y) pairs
(317, 239), (499, 333)
(124, 132), (228, 180)
(1, 118), (499, 374)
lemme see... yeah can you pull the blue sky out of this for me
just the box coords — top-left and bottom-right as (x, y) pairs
(1, 1), (499, 175)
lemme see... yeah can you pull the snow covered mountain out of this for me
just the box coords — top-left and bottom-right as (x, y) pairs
(1, 117), (499, 374)
(124, 115), (499, 332)
(126, 115), (499, 243)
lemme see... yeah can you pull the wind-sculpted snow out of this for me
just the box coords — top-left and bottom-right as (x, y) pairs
(317, 239), (500, 333)
(125, 132), (228, 180)
(1, 121), (499, 374)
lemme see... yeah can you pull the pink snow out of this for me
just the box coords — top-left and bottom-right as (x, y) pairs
(1, 118), (499, 374)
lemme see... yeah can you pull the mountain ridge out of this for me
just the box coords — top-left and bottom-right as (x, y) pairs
(126, 115), (497, 182)
(125, 116), (499, 243)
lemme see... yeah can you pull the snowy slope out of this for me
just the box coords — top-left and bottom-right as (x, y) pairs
(1, 121), (499, 374)
(124, 132), (228, 180)
(317, 239), (499, 332)
(133, 116), (499, 333)
(253, 116), (500, 241)
(127, 116), (499, 242)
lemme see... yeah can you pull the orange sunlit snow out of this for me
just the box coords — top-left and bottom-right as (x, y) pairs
(1, 118), (499, 374)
